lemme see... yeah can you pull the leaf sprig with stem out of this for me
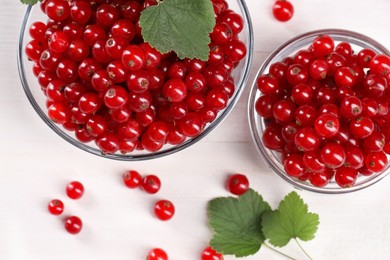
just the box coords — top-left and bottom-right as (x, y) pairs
(207, 189), (320, 259)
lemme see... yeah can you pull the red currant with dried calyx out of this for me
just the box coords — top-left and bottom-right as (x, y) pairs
(365, 151), (388, 173)
(314, 113), (340, 138)
(226, 173), (249, 195)
(122, 170), (142, 188)
(141, 175), (161, 194)
(48, 199), (64, 215)
(272, 0), (294, 22)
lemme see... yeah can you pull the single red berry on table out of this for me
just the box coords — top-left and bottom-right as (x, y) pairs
(272, 0), (294, 22)
(201, 246), (224, 260)
(66, 181), (84, 199)
(154, 200), (175, 221)
(147, 248), (168, 260)
(141, 175), (161, 194)
(64, 216), (82, 234)
(48, 199), (64, 215)
(226, 173), (249, 195)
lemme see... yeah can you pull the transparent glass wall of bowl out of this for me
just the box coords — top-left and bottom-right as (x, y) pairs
(18, 0), (253, 161)
(248, 29), (390, 194)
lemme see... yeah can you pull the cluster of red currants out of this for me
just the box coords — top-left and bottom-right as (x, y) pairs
(256, 34), (390, 188)
(48, 181), (84, 234)
(122, 170), (175, 221)
(25, 0), (247, 155)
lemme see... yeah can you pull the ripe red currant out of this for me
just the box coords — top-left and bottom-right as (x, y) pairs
(201, 246), (224, 260)
(48, 199), (64, 215)
(147, 248), (168, 260)
(64, 216), (82, 234)
(272, 0), (294, 22)
(226, 173), (249, 195)
(141, 175), (161, 194)
(154, 200), (175, 221)
(66, 181), (84, 200)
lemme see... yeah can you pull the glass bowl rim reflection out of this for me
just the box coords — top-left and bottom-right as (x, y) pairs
(248, 28), (390, 194)
(18, 1), (254, 161)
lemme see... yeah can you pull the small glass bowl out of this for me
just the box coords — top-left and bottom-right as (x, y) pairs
(248, 29), (390, 194)
(18, 0), (253, 161)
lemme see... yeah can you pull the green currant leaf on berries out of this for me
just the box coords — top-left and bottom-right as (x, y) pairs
(20, 0), (40, 5)
(262, 191), (320, 247)
(207, 189), (271, 257)
(139, 0), (215, 61)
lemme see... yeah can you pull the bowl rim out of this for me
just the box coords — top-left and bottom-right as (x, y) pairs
(18, 1), (254, 161)
(248, 28), (390, 194)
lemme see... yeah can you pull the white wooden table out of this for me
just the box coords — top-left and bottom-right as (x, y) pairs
(1, 0), (390, 259)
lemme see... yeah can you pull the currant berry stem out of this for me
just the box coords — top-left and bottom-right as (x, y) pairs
(264, 242), (297, 260)
(294, 238), (313, 260)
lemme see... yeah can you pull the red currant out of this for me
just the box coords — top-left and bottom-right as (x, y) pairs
(226, 173), (249, 195)
(122, 170), (142, 188)
(201, 246), (224, 260)
(272, 0), (294, 22)
(141, 175), (161, 194)
(154, 200), (175, 221)
(64, 216), (82, 234)
(48, 199), (64, 215)
(147, 248), (168, 260)
(66, 181), (84, 199)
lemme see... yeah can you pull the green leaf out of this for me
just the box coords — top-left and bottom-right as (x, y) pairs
(139, 0), (216, 61)
(262, 191), (320, 247)
(20, 0), (40, 5)
(207, 189), (271, 257)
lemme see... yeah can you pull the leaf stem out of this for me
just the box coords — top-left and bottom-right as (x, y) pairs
(264, 242), (297, 260)
(294, 238), (313, 260)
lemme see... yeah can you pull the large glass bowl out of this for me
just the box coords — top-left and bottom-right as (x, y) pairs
(248, 29), (390, 194)
(18, 0), (253, 161)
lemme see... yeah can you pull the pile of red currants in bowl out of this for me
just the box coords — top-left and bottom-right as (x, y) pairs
(24, 0), (247, 155)
(255, 33), (390, 188)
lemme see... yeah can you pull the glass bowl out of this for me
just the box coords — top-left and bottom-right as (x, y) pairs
(18, 0), (253, 161)
(248, 29), (390, 194)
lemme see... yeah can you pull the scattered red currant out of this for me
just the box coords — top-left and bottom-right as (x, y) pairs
(64, 216), (83, 235)
(147, 248), (168, 260)
(48, 199), (64, 215)
(201, 246), (224, 260)
(272, 0), (294, 22)
(122, 170), (142, 189)
(154, 200), (175, 221)
(66, 181), (84, 199)
(141, 175), (161, 194)
(226, 173), (249, 195)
